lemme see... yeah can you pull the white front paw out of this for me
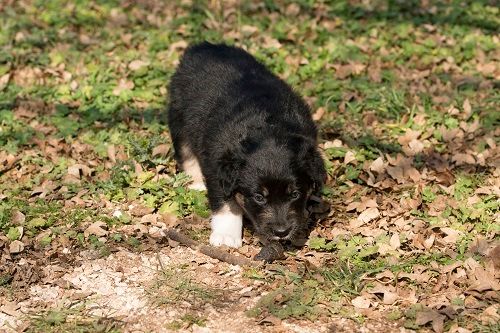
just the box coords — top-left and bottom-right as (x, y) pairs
(210, 232), (242, 248)
(210, 204), (243, 248)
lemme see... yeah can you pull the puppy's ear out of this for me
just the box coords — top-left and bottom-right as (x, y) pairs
(304, 145), (327, 191)
(218, 149), (245, 198)
(289, 135), (327, 191)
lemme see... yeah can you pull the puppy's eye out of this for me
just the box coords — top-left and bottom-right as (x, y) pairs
(290, 190), (301, 200)
(253, 193), (266, 204)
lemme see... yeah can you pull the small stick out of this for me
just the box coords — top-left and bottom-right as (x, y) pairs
(166, 229), (261, 267)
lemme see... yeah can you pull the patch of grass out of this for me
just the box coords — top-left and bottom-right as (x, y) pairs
(246, 284), (318, 320)
(147, 265), (226, 309)
(166, 314), (207, 331)
(26, 307), (122, 333)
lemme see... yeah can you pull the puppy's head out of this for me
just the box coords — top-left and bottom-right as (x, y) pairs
(219, 135), (326, 241)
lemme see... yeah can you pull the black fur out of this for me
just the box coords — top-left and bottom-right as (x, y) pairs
(167, 42), (326, 261)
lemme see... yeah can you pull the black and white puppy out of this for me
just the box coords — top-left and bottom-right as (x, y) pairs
(167, 42), (326, 262)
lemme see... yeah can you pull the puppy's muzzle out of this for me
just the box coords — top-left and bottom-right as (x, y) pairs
(271, 225), (292, 239)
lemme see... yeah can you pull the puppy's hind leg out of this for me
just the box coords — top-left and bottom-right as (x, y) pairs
(210, 202), (243, 248)
(180, 145), (207, 191)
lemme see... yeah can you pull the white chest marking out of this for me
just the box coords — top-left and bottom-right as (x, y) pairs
(210, 203), (243, 248)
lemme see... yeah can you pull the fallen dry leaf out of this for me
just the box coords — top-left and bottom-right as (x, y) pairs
(128, 59), (149, 71)
(0, 73), (10, 91)
(415, 308), (445, 333)
(441, 227), (462, 244)
(406, 139), (424, 155)
(357, 207), (380, 224)
(312, 107), (325, 121)
(113, 78), (135, 95)
(389, 233), (401, 250)
(344, 151), (356, 165)
(351, 295), (371, 309)
(369, 157), (386, 173)
(152, 144), (170, 157)
(84, 221), (108, 237)
(481, 305), (500, 325)
(398, 130), (421, 146)
(9, 240), (25, 254)
(452, 153), (475, 165)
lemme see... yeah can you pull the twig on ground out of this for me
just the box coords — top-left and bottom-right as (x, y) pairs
(166, 229), (261, 267)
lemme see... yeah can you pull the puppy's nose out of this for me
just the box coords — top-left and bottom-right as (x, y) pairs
(273, 226), (292, 238)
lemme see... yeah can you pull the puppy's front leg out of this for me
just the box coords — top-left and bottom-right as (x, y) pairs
(209, 202), (243, 248)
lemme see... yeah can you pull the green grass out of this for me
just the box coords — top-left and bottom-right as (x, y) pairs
(26, 308), (122, 333)
(146, 264), (226, 308)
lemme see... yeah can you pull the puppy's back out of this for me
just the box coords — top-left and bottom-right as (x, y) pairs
(169, 42), (270, 108)
(168, 42), (317, 160)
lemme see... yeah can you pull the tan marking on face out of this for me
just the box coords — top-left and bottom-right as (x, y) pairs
(235, 192), (245, 208)
(258, 207), (274, 222)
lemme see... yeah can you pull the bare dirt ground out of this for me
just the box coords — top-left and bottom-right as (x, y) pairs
(1, 244), (407, 333)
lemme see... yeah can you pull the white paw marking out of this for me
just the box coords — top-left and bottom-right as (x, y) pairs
(210, 204), (243, 248)
(181, 145), (206, 190)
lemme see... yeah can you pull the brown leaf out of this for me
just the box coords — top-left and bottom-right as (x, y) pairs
(168, 40), (188, 52)
(0, 302), (21, 317)
(343, 151), (356, 165)
(368, 65), (382, 83)
(415, 308), (445, 333)
(390, 233), (401, 250)
(468, 264), (500, 292)
(387, 166), (404, 183)
(130, 204), (154, 217)
(357, 207), (380, 224)
(152, 144), (170, 157)
(406, 139), (424, 155)
(107, 144), (116, 163)
(441, 227), (462, 244)
(398, 130), (421, 146)
(285, 3), (300, 16)
(462, 98), (472, 118)
(357, 197), (378, 212)
(128, 59), (149, 71)
(488, 245), (500, 269)
(240, 25), (259, 37)
(370, 157), (386, 173)
(84, 221), (108, 237)
(367, 283), (398, 305)
(9, 240), (25, 254)
(67, 164), (92, 179)
(346, 201), (359, 212)
(0, 73), (10, 91)
(113, 78), (134, 95)
(312, 107), (325, 121)
(424, 234), (435, 249)
(140, 213), (158, 224)
(481, 305), (500, 325)
(405, 167), (421, 183)
(11, 210), (25, 225)
(351, 295), (371, 309)
(335, 64), (352, 79)
(452, 153), (475, 165)
(160, 213), (179, 228)
(476, 62), (497, 77)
